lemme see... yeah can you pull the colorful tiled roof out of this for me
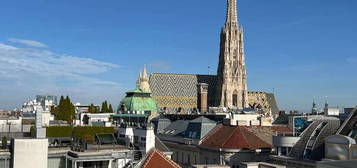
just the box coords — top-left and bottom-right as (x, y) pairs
(149, 73), (217, 110)
(142, 149), (181, 168)
(200, 125), (272, 150)
(149, 73), (279, 115)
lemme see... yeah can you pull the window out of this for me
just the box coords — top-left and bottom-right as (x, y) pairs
(182, 152), (184, 163)
(141, 137), (146, 141)
(191, 132), (197, 138)
(175, 151), (178, 161)
(233, 90), (238, 107)
(188, 131), (192, 137)
(134, 136), (139, 143)
(187, 154), (191, 165)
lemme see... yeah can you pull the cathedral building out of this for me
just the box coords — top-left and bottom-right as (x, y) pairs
(148, 0), (279, 118)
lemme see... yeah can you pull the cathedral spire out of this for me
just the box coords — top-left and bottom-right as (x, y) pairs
(216, 0), (248, 109)
(226, 0), (238, 25)
(142, 64), (148, 79)
(138, 65), (151, 92)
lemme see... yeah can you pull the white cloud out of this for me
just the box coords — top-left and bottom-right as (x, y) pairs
(0, 43), (17, 50)
(0, 42), (122, 109)
(8, 38), (48, 48)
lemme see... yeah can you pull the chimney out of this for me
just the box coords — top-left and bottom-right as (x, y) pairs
(197, 83), (209, 113)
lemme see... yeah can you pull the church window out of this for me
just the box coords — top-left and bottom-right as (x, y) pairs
(233, 90), (238, 107)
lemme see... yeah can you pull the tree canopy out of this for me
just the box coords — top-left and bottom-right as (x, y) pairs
(100, 100), (114, 113)
(52, 96), (75, 124)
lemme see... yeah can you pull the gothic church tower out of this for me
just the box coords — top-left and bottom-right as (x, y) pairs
(138, 65), (151, 92)
(215, 0), (248, 108)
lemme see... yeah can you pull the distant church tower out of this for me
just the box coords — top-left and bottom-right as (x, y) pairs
(138, 65), (151, 92)
(215, 0), (248, 108)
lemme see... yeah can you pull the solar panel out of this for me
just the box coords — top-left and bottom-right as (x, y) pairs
(95, 133), (117, 145)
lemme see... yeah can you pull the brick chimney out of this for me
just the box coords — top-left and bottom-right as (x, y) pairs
(197, 83), (209, 113)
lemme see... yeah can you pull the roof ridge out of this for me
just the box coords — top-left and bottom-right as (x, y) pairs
(142, 149), (156, 168)
(239, 126), (251, 149)
(222, 126), (239, 148)
(155, 136), (170, 152)
(200, 125), (222, 144)
(154, 149), (181, 168)
(243, 127), (273, 149)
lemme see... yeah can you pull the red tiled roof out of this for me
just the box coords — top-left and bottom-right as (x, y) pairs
(142, 149), (181, 168)
(200, 125), (272, 150)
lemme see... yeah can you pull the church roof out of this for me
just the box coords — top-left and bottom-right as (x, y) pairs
(149, 73), (279, 116)
(149, 73), (217, 109)
(150, 73), (217, 98)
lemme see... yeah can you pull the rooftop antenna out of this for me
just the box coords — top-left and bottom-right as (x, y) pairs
(208, 66), (210, 75)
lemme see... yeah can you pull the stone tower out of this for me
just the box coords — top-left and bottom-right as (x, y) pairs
(215, 0), (248, 109)
(197, 83), (209, 113)
(138, 65), (151, 92)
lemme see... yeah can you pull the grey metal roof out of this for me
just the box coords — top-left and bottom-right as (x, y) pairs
(151, 115), (171, 134)
(273, 114), (289, 125)
(155, 136), (171, 153)
(161, 120), (189, 136)
(151, 115), (171, 122)
(184, 116), (217, 139)
(189, 116), (216, 123)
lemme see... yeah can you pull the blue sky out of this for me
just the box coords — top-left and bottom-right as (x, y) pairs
(0, 0), (356, 111)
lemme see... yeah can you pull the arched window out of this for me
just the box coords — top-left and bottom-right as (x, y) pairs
(233, 90), (238, 107)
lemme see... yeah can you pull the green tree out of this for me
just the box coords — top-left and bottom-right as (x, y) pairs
(101, 101), (106, 113)
(2, 136), (7, 149)
(101, 100), (109, 113)
(108, 104), (114, 113)
(88, 104), (100, 113)
(94, 106), (100, 113)
(88, 104), (95, 113)
(50, 105), (57, 115)
(54, 95), (75, 124)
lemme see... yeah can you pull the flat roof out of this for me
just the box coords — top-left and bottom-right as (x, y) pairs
(68, 144), (130, 158)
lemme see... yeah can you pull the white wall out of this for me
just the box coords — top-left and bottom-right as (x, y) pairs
(12, 139), (48, 168)
(42, 112), (51, 126)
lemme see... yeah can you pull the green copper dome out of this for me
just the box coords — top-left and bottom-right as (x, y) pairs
(119, 85), (158, 112)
